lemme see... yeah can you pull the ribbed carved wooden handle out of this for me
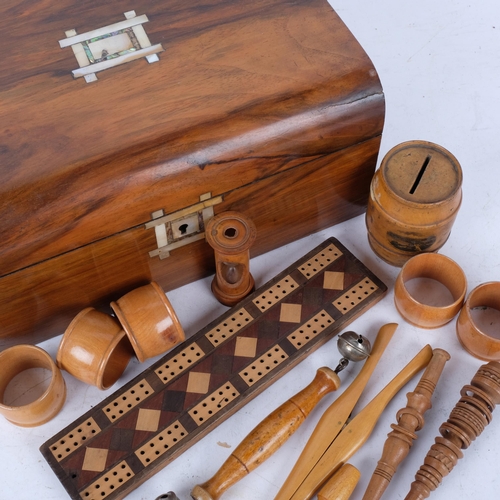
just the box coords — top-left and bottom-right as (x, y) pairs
(191, 367), (341, 500)
(404, 361), (500, 500)
(362, 348), (450, 500)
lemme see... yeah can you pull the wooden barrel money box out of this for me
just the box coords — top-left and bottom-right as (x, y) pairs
(366, 141), (463, 267)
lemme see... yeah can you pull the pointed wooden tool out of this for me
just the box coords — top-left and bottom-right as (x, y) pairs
(284, 344), (433, 500)
(274, 323), (399, 500)
(191, 331), (372, 500)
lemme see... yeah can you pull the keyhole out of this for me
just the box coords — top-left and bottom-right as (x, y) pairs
(409, 155), (431, 194)
(224, 227), (237, 238)
(179, 223), (189, 235)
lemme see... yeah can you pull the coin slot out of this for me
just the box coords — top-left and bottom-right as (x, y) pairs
(409, 155), (432, 195)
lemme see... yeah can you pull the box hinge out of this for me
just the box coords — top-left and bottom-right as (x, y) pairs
(146, 193), (223, 259)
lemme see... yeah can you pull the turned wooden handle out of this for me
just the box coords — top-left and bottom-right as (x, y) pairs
(362, 348), (450, 500)
(289, 344), (433, 500)
(317, 464), (360, 500)
(275, 323), (398, 500)
(191, 367), (341, 500)
(404, 361), (500, 500)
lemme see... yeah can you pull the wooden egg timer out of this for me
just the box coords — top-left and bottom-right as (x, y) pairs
(205, 211), (257, 306)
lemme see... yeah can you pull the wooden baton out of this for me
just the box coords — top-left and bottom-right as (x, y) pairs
(191, 366), (341, 500)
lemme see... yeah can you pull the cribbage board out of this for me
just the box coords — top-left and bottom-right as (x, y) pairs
(41, 238), (387, 500)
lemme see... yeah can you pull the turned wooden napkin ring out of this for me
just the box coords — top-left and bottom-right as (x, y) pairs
(456, 282), (500, 361)
(366, 140), (462, 267)
(111, 282), (185, 362)
(57, 307), (134, 390)
(394, 253), (467, 328)
(0, 345), (66, 427)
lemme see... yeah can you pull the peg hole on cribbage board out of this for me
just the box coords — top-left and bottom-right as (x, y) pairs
(41, 238), (387, 500)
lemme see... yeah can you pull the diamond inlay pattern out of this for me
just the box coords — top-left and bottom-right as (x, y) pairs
(135, 409), (161, 432)
(323, 271), (345, 290)
(234, 336), (258, 358)
(82, 447), (108, 472)
(186, 372), (211, 394)
(279, 303), (303, 323)
(41, 238), (387, 500)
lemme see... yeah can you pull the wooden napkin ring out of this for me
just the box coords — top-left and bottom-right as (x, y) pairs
(0, 345), (66, 427)
(456, 282), (500, 361)
(394, 253), (467, 328)
(111, 282), (185, 362)
(57, 307), (134, 390)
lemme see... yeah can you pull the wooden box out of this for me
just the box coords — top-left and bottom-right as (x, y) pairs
(0, 0), (385, 349)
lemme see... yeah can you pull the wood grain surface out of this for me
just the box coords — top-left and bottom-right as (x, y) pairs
(40, 237), (387, 500)
(0, 0), (384, 347)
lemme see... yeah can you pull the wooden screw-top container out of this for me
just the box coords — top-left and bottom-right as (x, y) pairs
(366, 141), (462, 267)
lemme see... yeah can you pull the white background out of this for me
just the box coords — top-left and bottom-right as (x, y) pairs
(1, 0), (500, 499)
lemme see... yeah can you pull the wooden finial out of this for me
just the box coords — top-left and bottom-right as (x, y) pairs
(404, 361), (500, 500)
(362, 348), (450, 500)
